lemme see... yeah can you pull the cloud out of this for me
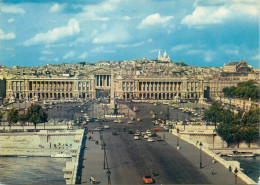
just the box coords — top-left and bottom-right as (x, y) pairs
(41, 50), (54, 55)
(0, 4), (25, 14)
(117, 41), (145, 48)
(147, 38), (153, 43)
(138, 13), (174, 29)
(92, 25), (129, 44)
(225, 49), (239, 55)
(63, 51), (75, 59)
(79, 52), (88, 59)
(187, 49), (215, 62)
(181, 0), (259, 28)
(24, 19), (80, 46)
(8, 18), (15, 23)
(171, 44), (193, 52)
(78, 0), (121, 22)
(49, 3), (64, 13)
(149, 49), (160, 53)
(91, 46), (116, 53)
(181, 6), (229, 28)
(251, 54), (260, 60)
(0, 29), (16, 40)
(39, 56), (59, 62)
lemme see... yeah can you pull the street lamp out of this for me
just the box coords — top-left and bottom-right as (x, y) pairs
(234, 168), (238, 184)
(177, 128), (179, 149)
(199, 142), (203, 168)
(103, 142), (107, 169)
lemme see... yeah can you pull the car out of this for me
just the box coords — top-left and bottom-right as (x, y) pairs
(151, 128), (161, 132)
(134, 136), (140, 140)
(142, 176), (154, 184)
(103, 125), (110, 129)
(128, 130), (135, 134)
(144, 135), (149, 139)
(94, 127), (103, 131)
(127, 120), (134, 124)
(147, 138), (154, 142)
(112, 131), (119, 135)
(156, 137), (163, 141)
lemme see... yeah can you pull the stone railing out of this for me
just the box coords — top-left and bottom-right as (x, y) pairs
(170, 129), (256, 184)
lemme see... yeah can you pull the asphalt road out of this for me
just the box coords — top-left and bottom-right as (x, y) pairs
(84, 102), (212, 184)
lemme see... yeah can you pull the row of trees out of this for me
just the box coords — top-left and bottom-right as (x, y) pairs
(222, 80), (259, 100)
(1, 104), (48, 132)
(204, 101), (259, 148)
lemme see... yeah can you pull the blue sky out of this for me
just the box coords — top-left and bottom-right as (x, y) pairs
(0, 0), (259, 68)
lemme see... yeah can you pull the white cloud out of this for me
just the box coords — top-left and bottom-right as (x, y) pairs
(79, 52), (88, 59)
(225, 49), (239, 55)
(147, 38), (153, 43)
(93, 25), (129, 44)
(0, 29), (16, 40)
(41, 50), (54, 55)
(8, 18), (15, 23)
(78, 0), (121, 22)
(181, 6), (229, 27)
(49, 3), (64, 13)
(181, 0), (259, 28)
(187, 49), (215, 62)
(39, 56), (59, 62)
(117, 41), (145, 48)
(251, 54), (260, 60)
(171, 44), (193, 52)
(63, 51), (75, 59)
(138, 13), (174, 29)
(0, 5), (25, 14)
(91, 46), (116, 53)
(24, 19), (80, 46)
(123, 16), (131, 20)
(149, 49), (160, 53)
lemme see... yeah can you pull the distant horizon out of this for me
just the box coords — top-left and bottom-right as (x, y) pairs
(1, 57), (258, 69)
(0, 0), (259, 68)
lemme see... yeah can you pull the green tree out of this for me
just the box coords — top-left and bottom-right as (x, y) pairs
(7, 108), (19, 132)
(0, 111), (4, 125)
(26, 104), (48, 132)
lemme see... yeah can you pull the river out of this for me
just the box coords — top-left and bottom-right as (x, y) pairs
(0, 157), (69, 184)
(222, 156), (260, 182)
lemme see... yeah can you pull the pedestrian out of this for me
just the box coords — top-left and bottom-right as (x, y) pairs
(211, 167), (215, 175)
(212, 157), (215, 164)
(229, 165), (232, 172)
(92, 130), (93, 134)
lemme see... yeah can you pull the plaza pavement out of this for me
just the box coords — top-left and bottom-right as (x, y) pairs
(81, 131), (108, 185)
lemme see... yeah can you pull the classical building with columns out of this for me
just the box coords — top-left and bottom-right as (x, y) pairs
(1, 59), (257, 103)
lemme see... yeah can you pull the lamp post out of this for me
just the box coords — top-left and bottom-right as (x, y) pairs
(177, 128), (179, 149)
(199, 142), (203, 168)
(103, 142), (107, 169)
(234, 168), (238, 184)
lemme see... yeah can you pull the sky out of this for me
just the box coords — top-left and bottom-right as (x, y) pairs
(0, 0), (259, 68)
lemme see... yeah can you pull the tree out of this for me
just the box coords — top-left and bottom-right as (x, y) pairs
(0, 111), (4, 125)
(7, 108), (19, 132)
(26, 104), (48, 132)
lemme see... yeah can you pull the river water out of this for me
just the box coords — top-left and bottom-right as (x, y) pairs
(0, 157), (70, 184)
(222, 156), (260, 182)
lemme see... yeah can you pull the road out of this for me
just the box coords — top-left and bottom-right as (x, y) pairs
(83, 102), (212, 184)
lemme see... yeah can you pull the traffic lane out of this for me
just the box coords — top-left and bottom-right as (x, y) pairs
(104, 129), (211, 184)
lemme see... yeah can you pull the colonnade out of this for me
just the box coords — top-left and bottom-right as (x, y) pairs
(95, 75), (110, 87)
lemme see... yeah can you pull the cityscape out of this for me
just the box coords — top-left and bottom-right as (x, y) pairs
(0, 0), (259, 184)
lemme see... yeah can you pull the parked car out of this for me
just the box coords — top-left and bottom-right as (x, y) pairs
(147, 138), (154, 142)
(134, 136), (140, 140)
(103, 125), (110, 129)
